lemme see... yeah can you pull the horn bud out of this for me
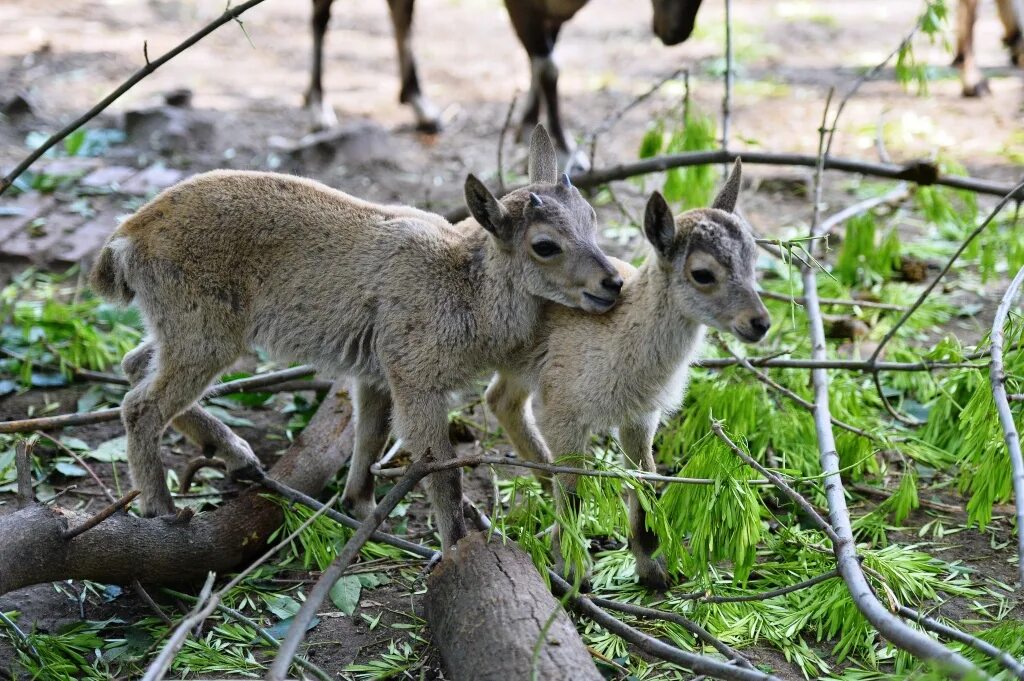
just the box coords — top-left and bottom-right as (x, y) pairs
(529, 192), (543, 207)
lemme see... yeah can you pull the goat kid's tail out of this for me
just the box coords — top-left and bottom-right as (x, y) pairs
(89, 240), (135, 305)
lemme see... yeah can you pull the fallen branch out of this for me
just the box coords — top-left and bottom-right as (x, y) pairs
(589, 596), (753, 669)
(0, 365), (318, 434)
(368, 451), (772, 486)
(425, 532), (603, 680)
(989, 264), (1024, 586)
(801, 95), (979, 677)
(759, 290), (906, 311)
(62, 489), (139, 540)
(140, 572), (217, 681)
(0, 0), (273, 196)
(0, 383), (352, 596)
(693, 356), (984, 372)
(816, 183), (910, 236)
(896, 605), (1024, 680)
(673, 569), (841, 604)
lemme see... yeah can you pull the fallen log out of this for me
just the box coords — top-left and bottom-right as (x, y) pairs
(424, 532), (602, 681)
(0, 383), (353, 595)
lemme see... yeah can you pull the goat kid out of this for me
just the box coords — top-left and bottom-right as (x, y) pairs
(486, 160), (769, 588)
(90, 126), (622, 553)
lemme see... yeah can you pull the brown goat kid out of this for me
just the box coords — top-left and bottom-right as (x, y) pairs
(487, 161), (769, 589)
(90, 126), (622, 553)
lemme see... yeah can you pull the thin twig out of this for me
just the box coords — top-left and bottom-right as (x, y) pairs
(717, 340), (876, 441)
(590, 596), (753, 669)
(694, 356), (985, 372)
(14, 441), (33, 509)
(370, 451), (772, 486)
(497, 90), (519, 195)
(721, 0), (734, 160)
(140, 491), (342, 681)
(267, 459), (433, 680)
(62, 490), (140, 540)
(133, 580), (174, 627)
(673, 569), (841, 603)
(816, 183), (910, 236)
(466, 497), (779, 681)
(162, 588), (333, 681)
(759, 290), (906, 311)
(140, 572), (217, 681)
(0, 0), (273, 196)
(711, 420), (840, 545)
(989, 264), (1024, 586)
(35, 431), (118, 502)
(851, 483), (961, 514)
(896, 605), (1024, 680)
(0, 365), (317, 434)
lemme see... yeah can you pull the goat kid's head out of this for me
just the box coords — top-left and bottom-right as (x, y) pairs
(642, 159), (771, 343)
(651, 0), (703, 46)
(464, 124), (621, 314)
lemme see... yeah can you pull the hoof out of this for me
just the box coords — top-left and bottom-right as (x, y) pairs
(341, 495), (377, 521)
(415, 117), (442, 135)
(962, 79), (991, 97)
(140, 492), (176, 518)
(636, 557), (671, 592)
(228, 462), (266, 484)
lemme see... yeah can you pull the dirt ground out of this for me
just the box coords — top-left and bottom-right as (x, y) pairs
(1, 0), (1023, 679)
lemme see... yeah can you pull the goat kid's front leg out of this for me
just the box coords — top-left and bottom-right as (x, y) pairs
(391, 390), (466, 552)
(619, 412), (670, 591)
(341, 379), (393, 519)
(485, 372), (554, 494)
(306, 0), (339, 129)
(541, 410), (593, 590)
(122, 342), (261, 481)
(386, 0), (441, 132)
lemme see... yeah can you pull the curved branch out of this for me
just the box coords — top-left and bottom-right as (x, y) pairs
(990, 265), (1024, 586)
(0, 384), (352, 596)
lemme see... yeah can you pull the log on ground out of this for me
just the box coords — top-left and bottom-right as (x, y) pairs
(0, 384), (353, 596)
(424, 532), (602, 681)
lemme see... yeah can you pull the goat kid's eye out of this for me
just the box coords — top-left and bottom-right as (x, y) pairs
(691, 269), (716, 285)
(532, 241), (563, 258)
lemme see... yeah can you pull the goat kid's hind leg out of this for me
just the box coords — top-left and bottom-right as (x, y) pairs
(122, 345), (236, 517)
(956, 0), (990, 96)
(540, 409), (593, 590)
(391, 389), (466, 552)
(122, 341), (261, 480)
(485, 372), (554, 494)
(619, 412), (669, 591)
(387, 0), (441, 132)
(341, 379), (393, 520)
(306, 0), (339, 129)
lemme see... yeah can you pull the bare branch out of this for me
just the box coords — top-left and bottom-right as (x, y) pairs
(0, 0), (273, 196)
(0, 365), (317, 434)
(897, 605), (1024, 680)
(673, 569), (841, 604)
(62, 490), (140, 540)
(35, 431), (118, 503)
(711, 420), (840, 545)
(758, 290), (906, 311)
(989, 264), (1024, 586)
(141, 572), (217, 681)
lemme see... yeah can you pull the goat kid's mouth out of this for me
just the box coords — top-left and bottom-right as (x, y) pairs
(582, 291), (617, 313)
(731, 324), (766, 344)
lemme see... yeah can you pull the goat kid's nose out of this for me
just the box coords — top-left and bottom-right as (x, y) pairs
(601, 275), (623, 295)
(750, 315), (771, 338)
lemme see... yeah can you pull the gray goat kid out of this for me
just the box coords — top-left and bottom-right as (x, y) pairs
(90, 126), (623, 552)
(486, 160), (770, 588)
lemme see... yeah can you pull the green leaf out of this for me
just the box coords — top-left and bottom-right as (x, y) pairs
(60, 436), (90, 451)
(55, 461), (87, 477)
(329, 575), (362, 615)
(205, 405), (255, 427)
(88, 436), (127, 462)
(262, 593), (301, 620)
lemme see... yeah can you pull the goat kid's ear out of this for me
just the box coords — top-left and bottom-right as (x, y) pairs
(711, 158), (743, 213)
(644, 191), (676, 257)
(464, 174), (510, 241)
(528, 124), (558, 185)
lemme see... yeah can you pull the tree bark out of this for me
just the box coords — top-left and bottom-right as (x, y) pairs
(0, 384), (353, 595)
(424, 532), (602, 681)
